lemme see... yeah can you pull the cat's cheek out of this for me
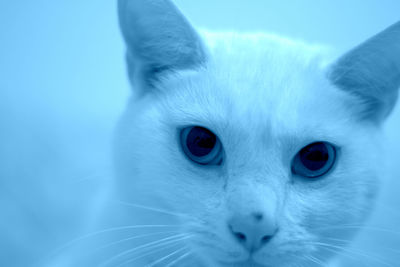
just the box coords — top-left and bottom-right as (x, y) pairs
(283, 167), (379, 260)
(184, 198), (255, 264)
(251, 227), (321, 266)
(250, 190), (338, 265)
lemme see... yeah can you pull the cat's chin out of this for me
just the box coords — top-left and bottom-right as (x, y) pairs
(207, 249), (320, 267)
(217, 259), (269, 267)
(216, 257), (313, 267)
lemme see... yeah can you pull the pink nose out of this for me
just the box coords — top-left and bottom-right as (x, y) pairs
(228, 212), (278, 252)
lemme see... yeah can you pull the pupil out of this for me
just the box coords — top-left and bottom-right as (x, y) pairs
(300, 142), (329, 171)
(186, 127), (216, 157)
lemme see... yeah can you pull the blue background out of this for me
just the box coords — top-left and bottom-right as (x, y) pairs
(1, 0), (399, 110)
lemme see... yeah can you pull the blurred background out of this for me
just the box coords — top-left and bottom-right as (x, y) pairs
(1, 0), (399, 112)
(0, 0), (399, 266)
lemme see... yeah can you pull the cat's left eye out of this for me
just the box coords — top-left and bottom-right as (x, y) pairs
(180, 126), (223, 165)
(291, 142), (337, 179)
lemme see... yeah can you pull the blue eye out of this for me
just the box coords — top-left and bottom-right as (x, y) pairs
(180, 126), (223, 165)
(292, 142), (336, 178)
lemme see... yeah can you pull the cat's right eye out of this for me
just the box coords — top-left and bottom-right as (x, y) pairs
(180, 126), (223, 165)
(291, 142), (337, 179)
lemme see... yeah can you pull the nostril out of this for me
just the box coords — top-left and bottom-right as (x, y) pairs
(234, 231), (247, 243)
(252, 212), (263, 222)
(261, 234), (273, 244)
(228, 214), (278, 252)
(229, 224), (247, 243)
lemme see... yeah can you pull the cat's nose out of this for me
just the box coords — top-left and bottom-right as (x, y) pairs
(228, 212), (278, 252)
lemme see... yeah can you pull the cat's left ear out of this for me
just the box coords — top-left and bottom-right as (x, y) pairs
(329, 21), (400, 124)
(118, 0), (206, 92)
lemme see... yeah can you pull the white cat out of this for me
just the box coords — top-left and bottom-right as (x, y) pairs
(107, 0), (400, 266)
(1, 0), (399, 267)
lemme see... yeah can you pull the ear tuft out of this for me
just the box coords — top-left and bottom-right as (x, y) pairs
(118, 0), (206, 91)
(329, 21), (400, 123)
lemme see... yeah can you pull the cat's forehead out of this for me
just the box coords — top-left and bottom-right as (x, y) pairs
(202, 31), (328, 76)
(201, 32), (331, 106)
(157, 32), (355, 145)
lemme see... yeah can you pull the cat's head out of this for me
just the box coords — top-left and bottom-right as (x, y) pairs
(114, 0), (400, 266)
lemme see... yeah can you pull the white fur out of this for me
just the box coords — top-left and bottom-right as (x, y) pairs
(108, 30), (385, 266)
(109, 1), (400, 266)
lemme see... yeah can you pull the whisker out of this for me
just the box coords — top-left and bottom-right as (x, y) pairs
(322, 237), (350, 244)
(164, 251), (192, 267)
(146, 246), (188, 267)
(98, 234), (193, 267)
(305, 255), (325, 267)
(324, 236), (400, 256)
(308, 241), (393, 267)
(291, 254), (319, 267)
(115, 243), (185, 267)
(37, 224), (182, 266)
(89, 230), (181, 256)
(316, 245), (372, 267)
(315, 224), (400, 235)
(112, 200), (199, 221)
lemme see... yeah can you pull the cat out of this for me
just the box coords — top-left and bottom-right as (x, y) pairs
(1, 0), (399, 266)
(106, 0), (400, 266)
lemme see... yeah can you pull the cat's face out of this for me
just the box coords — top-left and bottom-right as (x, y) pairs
(115, 1), (399, 266)
(114, 36), (381, 266)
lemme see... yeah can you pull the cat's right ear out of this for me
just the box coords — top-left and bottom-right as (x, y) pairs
(329, 21), (400, 124)
(118, 0), (206, 94)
